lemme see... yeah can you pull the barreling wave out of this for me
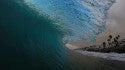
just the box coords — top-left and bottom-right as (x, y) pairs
(0, 0), (68, 70)
(23, 0), (115, 43)
(0, 0), (117, 70)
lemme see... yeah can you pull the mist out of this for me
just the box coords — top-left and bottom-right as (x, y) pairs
(96, 0), (125, 44)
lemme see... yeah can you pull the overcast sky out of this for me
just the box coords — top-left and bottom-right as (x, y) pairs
(96, 0), (125, 44)
(67, 0), (125, 48)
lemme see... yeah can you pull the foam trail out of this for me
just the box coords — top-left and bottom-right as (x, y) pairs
(77, 50), (125, 61)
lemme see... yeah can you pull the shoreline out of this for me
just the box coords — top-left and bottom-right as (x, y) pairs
(76, 50), (125, 62)
(65, 0), (125, 62)
(66, 43), (125, 62)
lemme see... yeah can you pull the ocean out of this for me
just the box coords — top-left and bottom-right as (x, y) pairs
(0, 0), (125, 70)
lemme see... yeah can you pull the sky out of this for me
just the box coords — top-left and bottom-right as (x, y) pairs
(67, 0), (125, 49)
(96, 0), (125, 44)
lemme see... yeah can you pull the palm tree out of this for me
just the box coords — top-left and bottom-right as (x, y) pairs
(115, 35), (120, 47)
(116, 37), (119, 40)
(118, 35), (120, 38)
(116, 35), (120, 41)
(107, 39), (110, 41)
(107, 35), (112, 47)
(102, 42), (106, 48)
(113, 37), (119, 47)
(109, 35), (112, 39)
(107, 39), (111, 47)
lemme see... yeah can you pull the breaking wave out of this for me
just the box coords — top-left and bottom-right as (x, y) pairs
(23, 0), (115, 42)
(0, 0), (117, 70)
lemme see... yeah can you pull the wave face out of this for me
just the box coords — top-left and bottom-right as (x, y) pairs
(0, 0), (115, 70)
(23, 0), (115, 42)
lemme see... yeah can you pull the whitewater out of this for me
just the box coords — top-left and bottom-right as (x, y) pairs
(66, 43), (125, 61)
(76, 50), (125, 61)
(23, 0), (115, 42)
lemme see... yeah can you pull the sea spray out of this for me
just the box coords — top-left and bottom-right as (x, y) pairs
(0, 0), (117, 70)
(23, 0), (115, 43)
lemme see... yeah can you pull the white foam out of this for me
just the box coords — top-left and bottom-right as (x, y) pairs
(76, 50), (125, 61)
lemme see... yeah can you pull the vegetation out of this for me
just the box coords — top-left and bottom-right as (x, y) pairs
(75, 35), (125, 53)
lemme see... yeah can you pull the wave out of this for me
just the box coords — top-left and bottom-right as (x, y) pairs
(23, 0), (115, 43)
(0, 0), (118, 70)
(0, 0), (68, 70)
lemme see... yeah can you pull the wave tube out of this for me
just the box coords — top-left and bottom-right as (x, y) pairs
(23, 0), (115, 42)
(0, 0), (117, 70)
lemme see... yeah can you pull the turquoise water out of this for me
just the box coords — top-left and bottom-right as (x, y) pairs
(0, 0), (67, 69)
(23, 0), (115, 42)
(1, 0), (125, 70)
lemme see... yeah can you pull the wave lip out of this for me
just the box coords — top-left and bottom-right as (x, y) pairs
(23, 0), (115, 42)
